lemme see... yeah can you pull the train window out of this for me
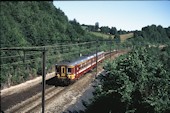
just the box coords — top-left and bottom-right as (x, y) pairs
(56, 68), (59, 72)
(89, 61), (91, 65)
(68, 68), (71, 74)
(56, 66), (59, 72)
(63, 68), (65, 73)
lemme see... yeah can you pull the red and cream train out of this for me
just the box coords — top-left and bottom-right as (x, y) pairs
(55, 51), (105, 84)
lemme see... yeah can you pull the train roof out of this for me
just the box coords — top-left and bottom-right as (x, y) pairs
(56, 51), (104, 66)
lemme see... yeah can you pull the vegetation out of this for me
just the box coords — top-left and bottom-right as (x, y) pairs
(71, 25), (170, 113)
(90, 32), (133, 42)
(127, 25), (170, 46)
(82, 23), (131, 35)
(89, 31), (114, 39)
(0, 1), (103, 88)
(1, 3), (170, 113)
(0, 1), (101, 48)
(113, 34), (121, 44)
(76, 46), (170, 113)
(120, 33), (134, 42)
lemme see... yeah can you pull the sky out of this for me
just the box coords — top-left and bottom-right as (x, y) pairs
(53, 1), (170, 31)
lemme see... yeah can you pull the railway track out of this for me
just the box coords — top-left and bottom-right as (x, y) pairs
(1, 50), (128, 113)
(1, 82), (54, 112)
(3, 70), (99, 113)
(12, 86), (65, 113)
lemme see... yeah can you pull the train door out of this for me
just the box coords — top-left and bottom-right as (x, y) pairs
(75, 65), (79, 79)
(61, 66), (66, 77)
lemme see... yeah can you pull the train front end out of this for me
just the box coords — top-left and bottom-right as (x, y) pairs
(55, 64), (75, 84)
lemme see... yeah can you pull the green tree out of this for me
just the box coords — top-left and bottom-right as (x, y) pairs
(95, 22), (99, 31)
(100, 26), (110, 34)
(1, 1), (102, 88)
(114, 34), (121, 44)
(80, 47), (170, 113)
(165, 27), (170, 39)
(110, 27), (117, 35)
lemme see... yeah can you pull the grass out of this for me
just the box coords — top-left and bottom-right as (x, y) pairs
(90, 31), (134, 42)
(90, 32), (114, 39)
(120, 33), (134, 42)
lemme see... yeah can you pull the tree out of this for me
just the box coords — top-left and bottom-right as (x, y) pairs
(95, 22), (99, 31)
(165, 27), (170, 39)
(114, 34), (121, 44)
(110, 27), (117, 35)
(133, 25), (170, 44)
(1, 1), (102, 88)
(69, 19), (85, 36)
(80, 47), (170, 113)
(100, 26), (110, 34)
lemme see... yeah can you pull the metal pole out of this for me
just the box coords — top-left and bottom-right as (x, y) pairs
(61, 43), (63, 53)
(42, 48), (46, 113)
(96, 40), (98, 78)
(23, 50), (26, 63)
(78, 39), (80, 57)
(23, 50), (27, 70)
(110, 38), (112, 60)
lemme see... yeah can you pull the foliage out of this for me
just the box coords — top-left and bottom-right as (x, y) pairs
(0, 1), (97, 48)
(82, 24), (129, 35)
(79, 47), (170, 113)
(121, 25), (170, 50)
(100, 26), (110, 34)
(114, 34), (121, 44)
(132, 25), (170, 45)
(110, 27), (117, 35)
(0, 1), (103, 88)
(95, 22), (99, 31)
(89, 31), (114, 39)
(120, 33), (134, 42)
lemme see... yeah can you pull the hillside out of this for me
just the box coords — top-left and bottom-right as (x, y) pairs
(124, 25), (170, 47)
(89, 32), (114, 39)
(120, 33), (134, 42)
(90, 31), (134, 42)
(80, 46), (170, 113)
(1, 1), (169, 89)
(0, 1), (102, 88)
(0, 1), (98, 48)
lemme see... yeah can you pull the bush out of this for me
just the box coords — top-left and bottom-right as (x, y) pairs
(81, 47), (170, 113)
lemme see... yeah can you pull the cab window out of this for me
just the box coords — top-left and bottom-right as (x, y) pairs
(62, 68), (65, 73)
(56, 65), (59, 73)
(68, 68), (71, 74)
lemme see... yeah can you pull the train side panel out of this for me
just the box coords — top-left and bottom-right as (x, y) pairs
(75, 52), (105, 79)
(55, 52), (105, 85)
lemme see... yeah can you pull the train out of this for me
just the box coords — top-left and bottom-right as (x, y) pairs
(55, 51), (105, 85)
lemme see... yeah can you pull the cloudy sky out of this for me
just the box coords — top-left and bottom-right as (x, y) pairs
(53, 1), (170, 31)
